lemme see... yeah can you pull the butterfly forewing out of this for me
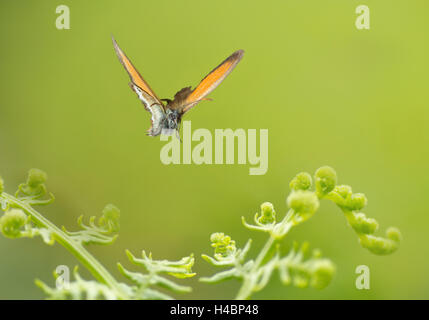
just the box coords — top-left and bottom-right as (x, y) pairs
(112, 36), (163, 106)
(112, 36), (166, 136)
(180, 49), (244, 114)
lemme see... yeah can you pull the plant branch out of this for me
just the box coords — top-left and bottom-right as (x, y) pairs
(0, 192), (129, 299)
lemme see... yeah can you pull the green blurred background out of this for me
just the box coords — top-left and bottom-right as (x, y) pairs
(0, 0), (428, 299)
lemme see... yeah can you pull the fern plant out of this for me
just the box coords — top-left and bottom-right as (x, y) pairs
(0, 166), (401, 299)
(0, 169), (195, 299)
(200, 167), (401, 299)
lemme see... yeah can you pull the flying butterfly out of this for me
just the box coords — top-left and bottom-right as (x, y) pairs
(112, 36), (244, 137)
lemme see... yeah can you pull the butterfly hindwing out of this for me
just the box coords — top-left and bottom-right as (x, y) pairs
(129, 83), (166, 136)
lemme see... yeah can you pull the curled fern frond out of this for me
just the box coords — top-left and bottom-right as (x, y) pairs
(1, 169), (197, 300)
(321, 170), (401, 255)
(14, 169), (54, 206)
(201, 166), (401, 299)
(1, 166), (401, 300)
(0, 208), (54, 244)
(201, 232), (334, 297)
(62, 204), (120, 245)
(200, 234), (253, 284)
(0, 170), (129, 298)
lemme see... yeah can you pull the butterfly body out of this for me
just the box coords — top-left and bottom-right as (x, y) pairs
(163, 109), (181, 135)
(112, 36), (244, 137)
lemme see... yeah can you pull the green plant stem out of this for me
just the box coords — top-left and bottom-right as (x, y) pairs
(1, 192), (129, 299)
(235, 211), (294, 300)
(235, 236), (276, 300)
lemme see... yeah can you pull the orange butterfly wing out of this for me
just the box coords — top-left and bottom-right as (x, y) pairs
(112, 36), (167, 136)
(181, 50), (244, 114)
(112, 36), (162, 105)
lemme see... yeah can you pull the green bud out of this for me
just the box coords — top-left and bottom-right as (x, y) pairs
(349, 212), (378, 234)
(27, 169), (47, 188)
(0, 176), (4, 194)
(210, 232), (236, 258)
(335, 185), (352, 199)
(257, 202), (276, 225)
(331, 185), (368, 212)
(314, 166), (337, 197)
(348, 193), (368, 211)
(386, 227), (402, 242)
(310, 259), (336, 289)
(289, 172), (312, 191)
(359, 233), (400, 255)
(287, 190), (320, 222)
(99, 204), (120, 232)
(329, 185), (352, 208)
(0, 209), (28, 238)
(210, 232), (225, 243)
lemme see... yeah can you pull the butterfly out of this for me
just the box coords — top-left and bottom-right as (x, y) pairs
(112, 36), (244, 137)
